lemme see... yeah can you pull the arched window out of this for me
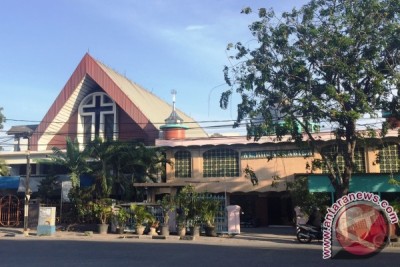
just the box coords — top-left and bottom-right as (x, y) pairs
(175, 150), (191, 178)
(78, 92), (117, 145)
(321, 145), (366, 173)
(379, 143), (400, 173)
(203, 148), (239, 177)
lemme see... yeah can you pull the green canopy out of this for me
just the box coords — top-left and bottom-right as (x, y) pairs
(308, 174), (400, 193)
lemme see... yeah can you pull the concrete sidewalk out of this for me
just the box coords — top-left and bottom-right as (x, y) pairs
(0, 226), (295, 240)
(1, 226), (399, 247)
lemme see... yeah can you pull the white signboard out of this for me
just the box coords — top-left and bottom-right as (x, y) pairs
(38, 207), (56, 226)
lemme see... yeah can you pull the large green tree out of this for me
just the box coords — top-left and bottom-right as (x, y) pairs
(221, 0), (400, 198)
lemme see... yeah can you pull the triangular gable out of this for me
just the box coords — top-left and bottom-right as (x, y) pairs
(95, 59), (207, 137)
(31, 53), (207, 151)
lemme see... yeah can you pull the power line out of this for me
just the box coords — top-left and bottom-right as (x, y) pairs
(4, 118), (239, 125)
(0, 116), (389, 141)
(3, 115), (388, 128)
(0, 115), (389, 149)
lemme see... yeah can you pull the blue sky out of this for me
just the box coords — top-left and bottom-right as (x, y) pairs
(0, 0), (308, 148)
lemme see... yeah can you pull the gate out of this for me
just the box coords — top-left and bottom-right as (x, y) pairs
(183, 193), (227, 233)
(0, 195), (20, 227)
(201, 193), (227, 233)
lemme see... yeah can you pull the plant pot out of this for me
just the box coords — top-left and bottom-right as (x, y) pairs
(136, 225), (145, 235)
(148, 227), (158, 236)
(190, 226), (200, 237)
(161, 225), (170, 236)
(98, 224), (109, 234)
(205, 226), (217, 237)
(178, 226), (186, 237)
(117, 227), (125, 234)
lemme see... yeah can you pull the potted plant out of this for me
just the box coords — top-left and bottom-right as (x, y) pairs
(113, 206), (130, 234)
(201, 198), (222, 237)
(130, 204), (155, 235)
(176, 209), (187, 237)
(157, 194), (175, 236)
(148, 218), (160, 236)
(179, 185), (202, 237)
(175, 185), (195, 237)
(92, 198), (113, 234)
(188, 196), (202, 237)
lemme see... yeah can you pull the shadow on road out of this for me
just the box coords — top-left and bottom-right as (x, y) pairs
(231, 226), (299, 244)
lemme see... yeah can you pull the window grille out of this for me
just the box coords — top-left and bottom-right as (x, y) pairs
(203, 148), (239, 177)
(175, 150), (192, 178)
(321, 145), (365, 173)
(379, 143), (400, 173)
(79, 92), (117, 145)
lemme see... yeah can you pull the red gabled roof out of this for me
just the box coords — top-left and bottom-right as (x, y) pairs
(31, 53), (147, 150)
(30, 53), (207, 151)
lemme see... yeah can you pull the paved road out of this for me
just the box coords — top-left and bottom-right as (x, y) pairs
(0, 227), (399, 267)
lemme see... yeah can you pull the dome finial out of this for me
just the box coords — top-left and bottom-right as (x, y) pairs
(171, 89), (177, 111)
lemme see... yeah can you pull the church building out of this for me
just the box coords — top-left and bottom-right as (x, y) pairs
(2, 53), (400, 228)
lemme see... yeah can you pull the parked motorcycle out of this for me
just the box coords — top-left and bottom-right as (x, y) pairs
(296, 224), (323, 243)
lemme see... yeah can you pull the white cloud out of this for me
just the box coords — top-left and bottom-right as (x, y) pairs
(185, 25), (207, 31)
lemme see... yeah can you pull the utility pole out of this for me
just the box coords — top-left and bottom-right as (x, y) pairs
(23, 135), (31, 236)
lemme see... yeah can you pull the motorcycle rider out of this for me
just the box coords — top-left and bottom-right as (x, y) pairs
(307, 207), (323, 230)
(296, 207), (325, 243)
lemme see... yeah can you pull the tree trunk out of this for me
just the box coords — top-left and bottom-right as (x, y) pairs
(331, 121), (356, 199)
(334, 175), (350, 199)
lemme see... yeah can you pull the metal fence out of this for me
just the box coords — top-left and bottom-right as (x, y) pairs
(0, 195), (20, 227)
(32, 193), (229, 234)
(124, 193), (227, 234)
(197, 193), (227, 233)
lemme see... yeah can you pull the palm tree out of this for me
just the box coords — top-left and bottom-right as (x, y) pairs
(112, 142), (171, 201)
(46, 137), (92, 222)
(142, 147), (170, 183)
(48, 137), (90, 189)
(49, 138), (172, 201)
(120, 143), (170, 183)
(106, 141), (134, 200)
(86, 137), (116, 199)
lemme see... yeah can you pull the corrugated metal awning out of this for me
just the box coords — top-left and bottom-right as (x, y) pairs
(0, 176), (20, 189)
